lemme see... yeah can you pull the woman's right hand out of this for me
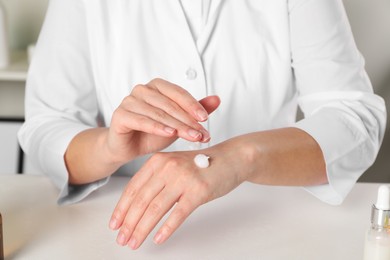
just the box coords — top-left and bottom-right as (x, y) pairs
(106, 78), (221, 163)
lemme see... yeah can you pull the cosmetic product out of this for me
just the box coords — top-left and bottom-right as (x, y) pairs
(194, 154), (210, 168)
(0, 1), (9, 69)
(363, 185), (390, 260)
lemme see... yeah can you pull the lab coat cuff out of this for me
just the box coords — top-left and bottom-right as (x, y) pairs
(293, 109), (368, 205)
(58, 177), (110, 206)
(32, 122), (107, 205)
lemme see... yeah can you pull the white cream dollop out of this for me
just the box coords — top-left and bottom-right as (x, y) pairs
(194, 154), (210, 168)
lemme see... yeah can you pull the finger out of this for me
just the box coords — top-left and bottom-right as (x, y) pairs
(197, 95), (221, 143)
(109, 166), (154, 231)
(125, 98), (207, 142)
(199, 95), (221, 115)
(148, 79), (209, 122)
(153, 197), (199, 245)
(115, 178), (165, 246)
(127, 188), (180, 250)
(114, 107), (177, 137)
(141, 86), (203, 124)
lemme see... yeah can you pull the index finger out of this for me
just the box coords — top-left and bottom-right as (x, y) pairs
(148, 78), (209, 122)
(109, 166), (152, 231)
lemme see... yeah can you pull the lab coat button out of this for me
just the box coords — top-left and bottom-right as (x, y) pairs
(186, 68), (197, 80)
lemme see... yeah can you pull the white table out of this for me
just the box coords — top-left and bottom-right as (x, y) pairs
(0, 175), (382, 260)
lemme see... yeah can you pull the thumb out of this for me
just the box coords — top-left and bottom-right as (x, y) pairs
(199, 95), (221, 116)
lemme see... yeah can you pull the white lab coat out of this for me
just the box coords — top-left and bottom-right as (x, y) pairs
(18, 0), (386, 205)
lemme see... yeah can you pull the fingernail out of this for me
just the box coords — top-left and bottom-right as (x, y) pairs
(116, 232), (126, 246)
(128, 237), (137, 250)
(154, 232), (163, 245)
(109, 218), (118, 230)
(197, 110), (208, 121)
(164, 126), (175, 135)
(188, 129), (201, 139)
(200, 129), (210, 142)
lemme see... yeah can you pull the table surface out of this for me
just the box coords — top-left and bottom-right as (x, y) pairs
(0, 175), (382, 260)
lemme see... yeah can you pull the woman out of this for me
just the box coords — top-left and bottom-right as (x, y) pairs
(19, 0), (386, 250)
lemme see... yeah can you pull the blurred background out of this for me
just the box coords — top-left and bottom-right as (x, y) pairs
(0, 0), (389, 181)
(343, 0), (390, 182)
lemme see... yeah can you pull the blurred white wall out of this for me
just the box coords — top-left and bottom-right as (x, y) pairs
(344, 0), (390, 92)
(343, 0), (390, 182)
(2, 0), (390, 181)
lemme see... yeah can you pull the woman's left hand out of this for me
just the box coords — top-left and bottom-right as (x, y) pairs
(108, 143), (248, 249)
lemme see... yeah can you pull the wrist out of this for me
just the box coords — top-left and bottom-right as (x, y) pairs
(212, 134), (262, 183)
(100, 129), (130, 169)
(235, 134), (263, 182)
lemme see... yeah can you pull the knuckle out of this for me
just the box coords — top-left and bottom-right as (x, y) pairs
(163, 222), (175, 236)
(189, 101), (201, 111)
(112, 208), (124, 221)
(121, 94), (135, 105)
(151, 122), (167, 135)
(152, 109), (168, 121)
(114, 206), (125, 216)
(172, 206), (190, 223)
(164, 102), (181, 116)
(132, 84), (156, 96)
(133, 195), (148, 210)
(121, 222), (134, 237)
(175, 86), (189, 96)
(136, 116), (150, 128)
(148, 202), (162, 216)
(123, 186), (137, 199)
(132, 222), (146, 235)
(122, 221), (132, 233)
(165, 156), (181, 169)
(149, 78), (164, 86)
(132, 84), (145, 94)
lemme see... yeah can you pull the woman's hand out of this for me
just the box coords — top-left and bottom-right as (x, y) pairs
(108, 128), (328, 249)
(66, 78), (220, 185)
(107, 78), (221, 163)
(108, 143), (249, 249)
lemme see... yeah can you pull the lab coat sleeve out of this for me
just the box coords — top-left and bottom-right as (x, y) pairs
(289, 0), (386, 204)
(18, 0), (108, 205)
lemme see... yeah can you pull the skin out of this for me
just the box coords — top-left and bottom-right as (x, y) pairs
(65, 78), (327, 250)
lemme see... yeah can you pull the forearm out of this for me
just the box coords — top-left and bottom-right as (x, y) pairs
(213, 127), (328, 186)
(65, 128), (126, 185)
